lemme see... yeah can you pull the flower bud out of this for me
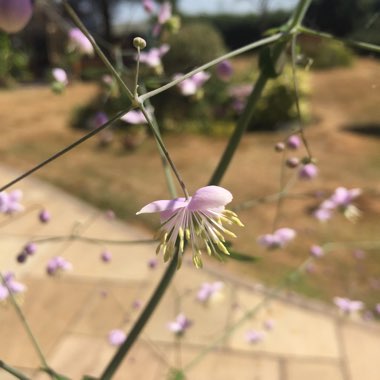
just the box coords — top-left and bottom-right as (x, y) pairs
(0, 0), (33, 33)
(133, 37), (147, 50)
(286, 157), (300, 168)
(274, 142), (285, 152)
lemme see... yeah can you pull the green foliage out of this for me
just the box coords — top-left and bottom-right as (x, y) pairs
(162, 21), (226, 74)
(0, 32), (31, 86)
(247, 66), (310, 131)
(301, 38), (354, 70)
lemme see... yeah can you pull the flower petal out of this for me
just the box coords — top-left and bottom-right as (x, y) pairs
(188, 186), (232, 211)
(136, 198), (188, 215)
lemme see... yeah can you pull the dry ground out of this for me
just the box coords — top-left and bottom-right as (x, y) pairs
(0, 58), (379, 306)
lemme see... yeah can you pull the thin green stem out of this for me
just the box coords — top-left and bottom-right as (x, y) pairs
(134, 47), (141, 98)
(31, 235), (156, 245)
(62, 1), (134, 102)
(140, 104), (189, 199)
(0, 274), (48, 369)
(288, 0), (313, 31)
(99, 250), (179, 380)
(140, 33), (283, 102)
(300, 26), (380, 54)
(0, 361), (31, 380)
(0, 110), (128, 192)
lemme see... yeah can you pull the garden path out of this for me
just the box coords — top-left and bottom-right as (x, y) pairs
(0, 165), (379, 380)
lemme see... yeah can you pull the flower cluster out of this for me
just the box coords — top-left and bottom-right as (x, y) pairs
(167, 313), (192, 335)
(68, 28), (94, 56)
(139, 44), (170, 70)
(333, 297), (364, 314)
(174, 71), (210, 97)
(46, 256), (72, 276)
(314, 187), (361, 222)
(0, 272), (26, 302)
(0, 190), (24, 214)
(196, 281), (224, 304)
(137, 186), (243, 268)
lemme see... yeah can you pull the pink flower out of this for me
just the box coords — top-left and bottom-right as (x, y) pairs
(286, 135), (301, 150)
(46, 256), (72, 276)
(0, 0), (33, 33)
(68, 28), (94, 55)
(174, 71), (211, 96)
(299, 163), (318, 180)
(23, 242), (37, 256)
(216, 60), (233, 81)
(0, 190), (24, 214)
(263, 319), (275, 331)
(0, 272), (26, 301)
(245, 329), (265, 344)
(52, 68), (68, 85)
(101, 250), (112, 263)
(257, 228), (296, 250)
(142, 0), (154, 13)
(147, 258), (158, 269)
(375, 304), (380, 314)
(196, 281), (224, 303)
(158, 2), (171, 24)
(167, 313), (192, 335)
(121, 110), (147, 124)
(333, 297), (364, 314)
(136, 186), (243, 268)
(39, 209), (51, 223)
(139, 44), (169, 68)
(108, 329), (126, 346)
(309, 245), (324, 258)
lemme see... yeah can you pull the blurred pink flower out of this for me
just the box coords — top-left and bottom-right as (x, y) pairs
(121, 110), (147, 124)
(257, 228), (296, 250)
(174, 71), (211, 96)
(167, 313), (192, 335)
(309, 245), (324, 258)
(101, 250), (112, 263)
(108, 329), (127, 346)
(137, 186), (243, 267)
(196, 281), (224, 303)
(142, 0), (154, 13)
(334, 297), (364, 314)
(286, 135), (301, 150)
(46, 256), (72, 276)
(139, 44), (169, 68)
(0, 271), (26, 301)
(299, 163), (318, 180)
(52, 68), (68, 85)
(68, 28), (94, 55)
(216, 60), (233, 81)
(0, 0), (33, 33)
(245, 329), (265, 344)
(0, 190), (24, 214)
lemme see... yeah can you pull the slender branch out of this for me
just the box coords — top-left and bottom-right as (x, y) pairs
(139, 33), (283, 102)
(0, 109), (128, 192)
(288, 0), (313, 31)
(0, 361), (31, 380)
(300, 26), (380, 54)
(31, 235), (156, 245)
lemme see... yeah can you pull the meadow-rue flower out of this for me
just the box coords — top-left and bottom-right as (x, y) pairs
(274, 142), (285, 152)
(216, 60), (233, 81)
(68, 27), (94, 56)
(121, 110), (147, 124)
(147, 257), (158, 269)
(24, 242), (37, 256)
(375, 304), (380, 314)
(0, 0), (33, 33)
(101, 250), (112, 263)
(286, 135), (301, 150)
(152, 1), (172, 36)
(46, 256), (72, 276)
(0, 272), (26, 301)
(142, 0), (154, 13)
(174, 71), (211, 96)
(139, 44), (169, 68)
(52, 68), (68, 86)
(136, 186), (243, 268)
(93, 112), (108, 129)
(245, 329), (265, 344)
(167, 313), (192, 335)
(263, 319), (275, 331)
(333, 297), (364, 314)
(39, 209), (51, 223)
(196, 281), (224, 304)
(286, 157), (300, 168)
(0, 190), (24, 214)
(299, 163), (318, 180)
(309, 244), (324, 258)
(257, 228), (296, 250)
(108, 329), (127, 346)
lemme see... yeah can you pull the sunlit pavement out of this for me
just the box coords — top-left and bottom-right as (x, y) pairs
(0, 165), (379, 380)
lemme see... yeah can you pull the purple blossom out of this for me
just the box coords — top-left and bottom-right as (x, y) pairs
(136, 186), (243, 268)
(333, 297), (364, 314)
(108, 329), (127, 346)
(101, 250), (112, 263)
(52, 68), (68, 85)
(132, 299), (142, 310)
(121, 110), (147, 125)
(0, 0), (33, 33)
(46, 256), (72, 276)
(68, 28), (94, 55)
(299, 163), (318, 180)
(309, 245), (324, 258)
(147, 258), (158, 269)
(39, 209), (51, 223)
(158, 2), (171, 24)
(196, 281), (224, 304)
(375, 304), (380, 314)
(142, 0), (154, 13)
(93, 112), (108, 128)
(216, 60), (233, 81)
(105, 209), (116, 220)
(0, 190), (24, 214)
(139, 44), (169, 68)
(174, 71), (211, 96)
(257, 228), (296, 250)
(330, 187), (361, 207)
(24, 242), (37, 256)
(313, 207), (333, 222)
(245, 329), (265, 344)
(286, 135), (301, 150)
(263, 319), (275, 331)
(0, 272), (26, 301)
(167, 313), (192, 335)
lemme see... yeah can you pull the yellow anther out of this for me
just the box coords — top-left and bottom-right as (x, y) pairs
(232, 216), (244, 227)
(217, 241), (230, 255)
(185, 228), (191, 240)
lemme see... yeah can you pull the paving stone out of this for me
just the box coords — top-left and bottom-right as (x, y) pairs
(285, 359), (344, 380)
(341, 321), (380, 380)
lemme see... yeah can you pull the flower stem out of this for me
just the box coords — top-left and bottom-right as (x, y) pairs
(99, 250), (179, 380)
(0, 360), (31, 380)
(0, 109), (128, 192)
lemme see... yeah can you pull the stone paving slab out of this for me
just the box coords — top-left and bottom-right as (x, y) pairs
(284, 359), (344, 380)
